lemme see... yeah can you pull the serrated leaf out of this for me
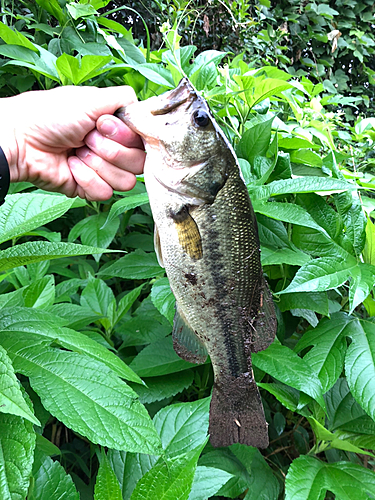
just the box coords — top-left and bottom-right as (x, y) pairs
(0, 241), (118, 272)
(23, 275), (55, 309)
(3, 340), (162, 454)
(236, 117), (273, 164)
(94, 453), (122, 500)
(81, 275), (115, 316)
(292, 225), (350, 259)
(98, 249), (163, 280)
(348, 263), (375, 313)
(131, 371), (194, 404)
(285, 456), (375, 500)
(0, 344), (40, 425)
(151, 278), (175, 325)
(251, 176), (355, 200)
(29, 450), (79, 500)
(345, 318), (375, 421)
(0, 307), (142, 384)
(279, 257), (357, 294)
(153, 398), (210, 458)
(129, 336), (198, 377)
(0, 193), (75, 244)
(103, 193), (149, 228)
(108, 450), (156, 500)
(0, 408), (36, 500)
(295, 313), (350, 392)
(261, 245), (310, 266)
(253, 342), (325, 408)
(188, 466), (234, 500)
(130, 441), (206, 500)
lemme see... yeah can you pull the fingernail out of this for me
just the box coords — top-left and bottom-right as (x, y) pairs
(100, 119), (118, 138)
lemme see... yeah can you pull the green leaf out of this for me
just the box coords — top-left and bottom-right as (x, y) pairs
(253, 200), (328, 234)
(66, 2), (97, 19)
(3, 340), (162, 454)
(285, 456), (375, 500)
(94, 453), (122, 500)
(153, 398), (210, 458)
(279, 257), (357, 294)
(0, 21), (37, 52)
(290, 149), (323, 167)
(0, 307), (143, 383)
(130, 441), (206, 500)
(253, 342), (325, 408)
(0, 241), (118, 272)
(81, 275), (115, 317)
(295, 313), (349, 392)
(230, 444), (280, 500)
(129, 336), (198, 377)
(251, 177), (355, 201)
(23, 275), (55, 309)
(236, 117), (274, 164)
(0, 408), (36, 500)
(69, 212), (119, 258)
(348, 262), (375, 313)
(0, 344), (40, 425)
(258, 382), (303, 414)
(34, 0), (65, 24)
(107, 450), (156, 500)
(363, 218), (375, 265)
(102, 193), (149, 228)
(131, 371), (194, 404)
(133, 63), (174, 87)
(188, 466), (234, 500)
(151, 278), (175, 325)
(0, 193), (75, 244)
(278, 291), (329, 315)
(56, 53), (112, 85)
(29, 450), (79, 500)
(345, 319), (375, 421)
(261, 245), (310, 266)
(98, 249), (163, 280)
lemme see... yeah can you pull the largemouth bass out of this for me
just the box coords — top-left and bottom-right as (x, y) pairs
(117, 78), (276, 448)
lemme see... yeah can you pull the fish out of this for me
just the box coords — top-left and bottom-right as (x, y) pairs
(117, 78), (277, 448)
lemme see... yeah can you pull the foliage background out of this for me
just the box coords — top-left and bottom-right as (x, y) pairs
(0, 0), (375, 499)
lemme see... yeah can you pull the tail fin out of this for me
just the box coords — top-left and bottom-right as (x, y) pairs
(209, 372), (269, 448)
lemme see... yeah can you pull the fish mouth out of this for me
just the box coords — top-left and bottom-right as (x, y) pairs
(150, 78), (197, 115)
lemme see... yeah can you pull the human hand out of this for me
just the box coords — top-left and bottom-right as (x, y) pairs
(0, 86), (145, 200)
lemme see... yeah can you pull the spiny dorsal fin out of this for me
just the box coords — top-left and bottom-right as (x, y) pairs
(172, 303), (207, 364)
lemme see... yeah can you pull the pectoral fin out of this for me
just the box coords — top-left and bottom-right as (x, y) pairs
(172, 304), (207, 364)
(170, 205), (203, 261)
(154, 225), (164, 268)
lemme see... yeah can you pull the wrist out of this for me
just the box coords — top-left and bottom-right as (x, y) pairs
(0, 95), (23, 183)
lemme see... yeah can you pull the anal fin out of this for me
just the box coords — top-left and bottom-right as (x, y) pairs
(172, 304), (207, 364)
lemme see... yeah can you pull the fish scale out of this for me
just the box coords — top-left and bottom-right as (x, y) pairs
(117, 78), (277, 448)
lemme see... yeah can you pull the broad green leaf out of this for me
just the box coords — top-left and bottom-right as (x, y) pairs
(29, 450), (79, 500)
(113, 285), (144, 326)
(66, 2), (97, 19)
(129, 336), (198, 377)
(108, 450), (156, 500)
(3, 340), (161, 454)
(279, 257), (357, 294)
(0, 240), (117, 272)
(47, 303), (101, 330)
(102, 193), (149, 228)
(295, 313), (350, 392)
(0, 407), (36, 500)
(188, 50), (226, 78)
(252, 342), (325, 408)
(94, 453), (122, 500)
(285, 456), (375, 500)
(296, 193), (339, 238)
(0, 344), (39, 425)
(247, 78), (292, 109)
(98, 249), (163, 280)
(278, 291), (329, 316)
(133, 63), (174, 87)
(363, 218), (375, 265)
(198, 448), (249, 499)
(23, 275), (55, 309)
(81, 275), (115, 317)
(278, 137), (318, 150)
(1, 47), (60, 81)
(151, 278), (175, 325)
(56, 53), (112, 85)
(337, 199), (366, 257)
(345, 319), (375, 421)
(348, 262), (375, 313)
(0, 307), (142, 384)
(0, 21), (37, 51)
(258, 382), (303, 414)
(188, 466), (234, 500)
(69, 212), (119, 258)
(0, 193), (75, 244)
(153, 398), (210, 458)
(257, 213), (290, 248)
(292, 225), (350, 259)
(34, 0), (65, 24)
(253, 200), (328, 234)
(290, 149), (323, 167)
(261, 245), (310, 266)
(236, 117), (273, 164)
(131, 371), (194, 404)
(251, 176), (355, 200)
(130, 441), (206, 500)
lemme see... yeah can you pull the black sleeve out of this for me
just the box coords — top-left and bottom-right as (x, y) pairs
(0, 146), (10, 206)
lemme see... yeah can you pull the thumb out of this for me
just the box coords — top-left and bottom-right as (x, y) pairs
(84, 85), (139, 120)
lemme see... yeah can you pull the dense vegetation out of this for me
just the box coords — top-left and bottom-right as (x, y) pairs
(0, 1), (375, 499)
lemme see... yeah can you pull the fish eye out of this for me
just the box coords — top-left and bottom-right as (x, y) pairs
(193, 110), (210, 128)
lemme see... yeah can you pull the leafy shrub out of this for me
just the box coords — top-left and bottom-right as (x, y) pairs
(0, 1), (375, 499)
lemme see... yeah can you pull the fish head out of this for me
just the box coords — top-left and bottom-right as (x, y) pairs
(116, 79), (233, 195)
